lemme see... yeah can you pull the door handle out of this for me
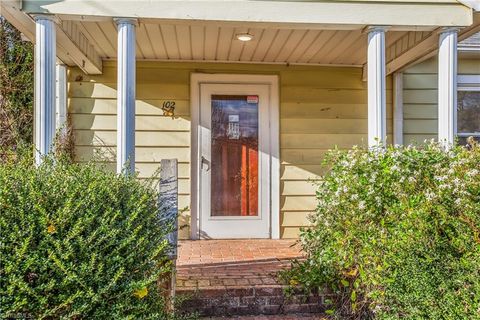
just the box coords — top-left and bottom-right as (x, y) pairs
(201, 156), (210, 171)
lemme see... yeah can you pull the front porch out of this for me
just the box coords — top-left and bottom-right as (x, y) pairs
(2, 0), (479, 240)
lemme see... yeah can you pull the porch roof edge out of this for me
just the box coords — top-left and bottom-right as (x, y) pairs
(457, 0), (480, 11)
(21, 0), (473, 28)
(1, 0), (103, 74)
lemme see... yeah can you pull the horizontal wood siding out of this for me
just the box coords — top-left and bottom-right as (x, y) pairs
(69, 63), (192, 238)
(68, 61), (392, 239)
(280, 67), (393, 238)
(403, 57), (480, 144)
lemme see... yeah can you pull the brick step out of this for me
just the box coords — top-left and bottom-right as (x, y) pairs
(204, 315), (321, 320)
(176, 286), (326, 317)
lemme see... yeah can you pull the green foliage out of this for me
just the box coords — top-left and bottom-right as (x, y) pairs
(0, 17), (34, 153)
(0, 152), (189, 319)
(282, 140), (480, 319)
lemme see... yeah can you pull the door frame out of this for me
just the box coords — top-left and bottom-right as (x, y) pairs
(190, 73), (280, 239)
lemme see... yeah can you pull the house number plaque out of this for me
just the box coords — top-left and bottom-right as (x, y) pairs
(162, 101), (176, 118)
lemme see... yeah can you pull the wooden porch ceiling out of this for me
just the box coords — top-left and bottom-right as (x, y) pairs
(78, 20), (414, 66)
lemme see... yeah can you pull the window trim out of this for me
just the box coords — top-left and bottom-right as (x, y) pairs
(457, 74), (480, 138)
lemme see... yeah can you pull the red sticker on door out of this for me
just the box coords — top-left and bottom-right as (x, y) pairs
(247, 95), (258, 104)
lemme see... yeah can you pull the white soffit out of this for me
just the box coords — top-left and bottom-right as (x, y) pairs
(76, 20), (411, 66)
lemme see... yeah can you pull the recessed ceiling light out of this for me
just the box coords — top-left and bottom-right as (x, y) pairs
(236, 33), (253, 42)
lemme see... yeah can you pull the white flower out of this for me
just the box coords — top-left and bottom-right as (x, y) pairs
(425, 192), (435, 201)
(358, 201), (366, 210)
(467, 169), (478, 177)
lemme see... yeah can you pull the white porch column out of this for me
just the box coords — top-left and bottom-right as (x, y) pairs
(367, 26), (388, 147)
(115, 18), (137, 174)
(34, 15), (56, 165)
(438, 28), (458, 146)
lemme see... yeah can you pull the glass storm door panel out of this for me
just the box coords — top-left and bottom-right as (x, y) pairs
(199, 84), (270, 238)
(211, 95), (259, 217)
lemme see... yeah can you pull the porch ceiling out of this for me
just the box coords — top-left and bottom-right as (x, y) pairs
(78, 20), (413, 66)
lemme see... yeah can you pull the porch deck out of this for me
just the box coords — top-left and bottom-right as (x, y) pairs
(175, 240), (327, 317)
(176, 240), (303, 289)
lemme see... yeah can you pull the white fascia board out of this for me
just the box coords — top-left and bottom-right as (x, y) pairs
(22, 0), (473, 28)
(458, 0), (480, 11)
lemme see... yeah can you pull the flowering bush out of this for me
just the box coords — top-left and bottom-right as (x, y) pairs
(282, 140), (480, 319)
(0, 153), (188, 319)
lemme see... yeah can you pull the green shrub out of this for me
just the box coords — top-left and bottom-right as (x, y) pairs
(0, 153), (187, 319)
(282, 140), (480, 319)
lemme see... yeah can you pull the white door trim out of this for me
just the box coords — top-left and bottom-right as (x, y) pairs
(190, 73), (280, 239)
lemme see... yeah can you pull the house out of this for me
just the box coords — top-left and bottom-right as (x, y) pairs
(1, 0), (479, 240)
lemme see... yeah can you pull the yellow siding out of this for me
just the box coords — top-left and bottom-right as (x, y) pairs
(68, 61), (393, 239)
(403, 57), (480, 144)
(279, 67), (393, 238)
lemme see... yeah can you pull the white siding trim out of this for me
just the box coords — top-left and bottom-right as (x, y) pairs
(393, 72), (404, 145)
(56, 64), (67, 131)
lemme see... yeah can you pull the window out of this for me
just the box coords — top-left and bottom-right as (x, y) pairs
(457, 75), (480, 145)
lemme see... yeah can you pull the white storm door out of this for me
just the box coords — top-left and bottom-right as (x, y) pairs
(199, 84), (271, 238)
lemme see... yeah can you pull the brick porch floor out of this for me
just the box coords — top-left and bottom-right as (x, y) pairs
(176, 239), (303, 289)
(175, 240), (327, 317)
